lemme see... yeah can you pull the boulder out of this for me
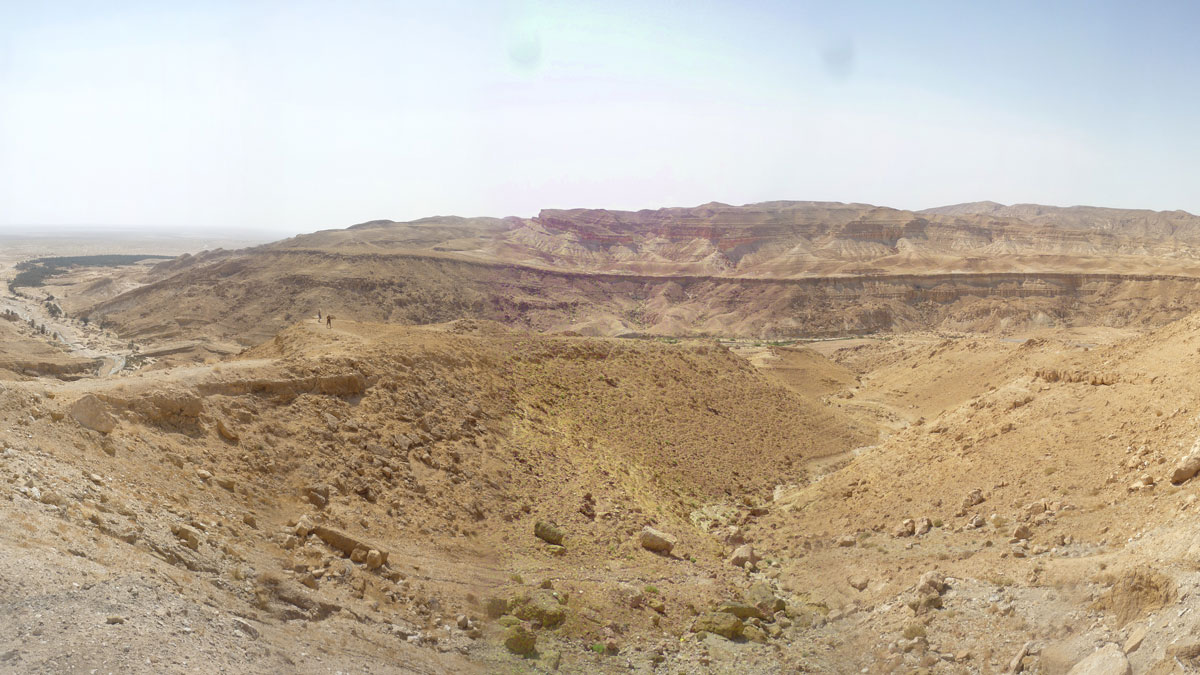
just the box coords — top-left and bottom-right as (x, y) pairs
(1066, 643), (1131, 675)
(894, 519), (916, 537)
(1172, 441), (1200, 484)
(294, 515), (315, 537)
(716, 601), (764, 620)
(638, 526), (676, 554)
(915, 518), (933, 536)
(848, 575), (869, 591)
(534, 520), (565, 546)
(962, 489), (985, 508)
(216, 418), (239, 442)
(729, 544), (760, 568)
(171, 524), (202, 550)
(305, 485), (330, 508)
(232, 618), (259, 639)
(511, 590), (566, 628)
(1123, 626), (1145, 654)
(915, 571), (948, 596)
(70, 394), (117, 433)
(312, 525), (388, 565)
(504, 625), (537, 655)
(743, 624), (768, 643)
(1012, 524), (1032, 540)
(744, 581), (785, 613)
(484, 597), (508, 618)
(692, 612), (743, 640)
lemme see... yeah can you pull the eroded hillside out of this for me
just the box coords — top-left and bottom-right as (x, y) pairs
(0, 319), (873, 673)
(62, 201), (1200, 351)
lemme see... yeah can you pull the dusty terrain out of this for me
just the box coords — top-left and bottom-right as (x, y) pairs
(9, 203), (1200, 673)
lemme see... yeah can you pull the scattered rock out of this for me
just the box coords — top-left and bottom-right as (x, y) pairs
(836, 534), (857, 547)
(1012, 524), (1032, 540)
(365, 549), (384, 571)
(233, 618), (259, 639)
(962, 489), (985, 509)
(1008, 640), (1033, 674)
(638, 526), (676, 554)
(534, 520), (565, 546)
(171, 524), (202, 550)
(848, 575), (869, 591)
(915, 518), (932, 536)
(894, 519), (916, 537)
(106, 615), (126, 625)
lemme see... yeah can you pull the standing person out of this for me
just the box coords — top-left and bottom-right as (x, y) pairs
(326, 315), (333, 329)
(317, 309), (322, 321)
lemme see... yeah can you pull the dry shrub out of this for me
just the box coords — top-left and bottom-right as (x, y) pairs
(1091, 567), (1174, 626)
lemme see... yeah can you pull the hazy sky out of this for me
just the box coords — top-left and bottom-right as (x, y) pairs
(2, 1), (1200, 235)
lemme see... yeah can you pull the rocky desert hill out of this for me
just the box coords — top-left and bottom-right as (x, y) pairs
(57, 200), (1200, 354)
(10, 201), (1200, 673)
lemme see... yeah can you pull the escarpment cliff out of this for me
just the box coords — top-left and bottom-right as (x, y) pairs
(56, 200), (1200, 347)
(84, 245), (1200, 344)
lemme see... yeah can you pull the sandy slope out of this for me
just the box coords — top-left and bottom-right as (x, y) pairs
(0, 319), (876, 673)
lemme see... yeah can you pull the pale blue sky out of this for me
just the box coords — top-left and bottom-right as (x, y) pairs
(2, 1), (1199, 234)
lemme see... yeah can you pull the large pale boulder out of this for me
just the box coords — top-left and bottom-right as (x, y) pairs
(1066, 644), (1131, 675)
(729, 544), (760, 568)
(1172, 440), (1200, 484)
(638, 526), (676, 554)
(70, 394), (117, 433)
